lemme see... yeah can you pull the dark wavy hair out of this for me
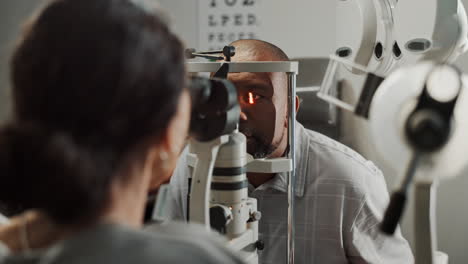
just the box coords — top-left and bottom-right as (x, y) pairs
(0, 0), (185, 225)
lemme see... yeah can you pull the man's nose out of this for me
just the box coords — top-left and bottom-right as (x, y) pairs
(239, 109), (248, 121)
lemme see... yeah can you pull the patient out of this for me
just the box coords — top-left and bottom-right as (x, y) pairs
(0, 0), (243, 263)
(168, 39), (414, 263)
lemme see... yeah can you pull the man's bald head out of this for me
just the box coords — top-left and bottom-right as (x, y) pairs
(229, 39), (289, 62)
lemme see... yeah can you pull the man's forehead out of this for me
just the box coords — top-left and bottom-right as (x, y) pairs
(222, 49), (288, 95)
(228, 71), (270, 83)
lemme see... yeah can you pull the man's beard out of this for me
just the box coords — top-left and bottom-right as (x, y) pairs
(240, 126), (283, 159)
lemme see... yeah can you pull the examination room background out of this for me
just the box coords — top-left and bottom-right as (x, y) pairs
(1, 1), (468, 263)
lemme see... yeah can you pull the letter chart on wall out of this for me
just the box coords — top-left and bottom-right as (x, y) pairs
(198, 0), (263, 51)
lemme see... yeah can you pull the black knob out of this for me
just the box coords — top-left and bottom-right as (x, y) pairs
(185, 48), (196, 59)
(223, 46), (236, 61)
(255, 240), (265, 250)
(405, 109), (450, 152)
(210, 205), (231, 233)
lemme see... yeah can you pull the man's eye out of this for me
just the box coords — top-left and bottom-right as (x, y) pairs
(246, 92), (262, 105)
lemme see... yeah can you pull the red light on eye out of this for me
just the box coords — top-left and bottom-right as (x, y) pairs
(248, 92), (255, 105)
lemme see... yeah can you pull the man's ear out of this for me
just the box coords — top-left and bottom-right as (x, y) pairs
(283, 96), (301, 128)
(295, 95), (301, 113)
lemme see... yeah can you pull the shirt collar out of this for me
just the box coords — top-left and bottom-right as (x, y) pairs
(251, 122), (308, 197)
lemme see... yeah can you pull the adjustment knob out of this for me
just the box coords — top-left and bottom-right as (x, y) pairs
(249, 211), (262, 222)
(255, 240), (265, 250)
(210, 205), (232, 233)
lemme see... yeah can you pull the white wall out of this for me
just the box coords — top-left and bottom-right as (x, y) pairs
(158, 0), (336, 58)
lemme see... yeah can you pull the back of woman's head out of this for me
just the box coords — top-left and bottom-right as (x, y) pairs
(0, 0), (185, 224)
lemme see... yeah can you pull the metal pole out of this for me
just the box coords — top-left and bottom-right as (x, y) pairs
(414, 178), (438, 264)
(287, 72), (297, 264)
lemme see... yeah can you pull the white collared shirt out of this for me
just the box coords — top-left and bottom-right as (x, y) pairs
(168, 122), (414, 264)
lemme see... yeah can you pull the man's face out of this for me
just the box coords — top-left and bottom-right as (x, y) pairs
(228, 71), (288, 158)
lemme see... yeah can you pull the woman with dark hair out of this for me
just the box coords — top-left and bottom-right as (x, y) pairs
(0, 0), (243, 263)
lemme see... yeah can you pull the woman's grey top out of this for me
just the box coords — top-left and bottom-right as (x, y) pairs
(0, 222), (244, 264)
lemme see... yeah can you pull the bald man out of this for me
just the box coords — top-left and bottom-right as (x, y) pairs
(168, 40), (414, 264)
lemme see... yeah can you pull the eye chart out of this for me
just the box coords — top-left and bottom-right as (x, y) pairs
(198, 0), (263, 51)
